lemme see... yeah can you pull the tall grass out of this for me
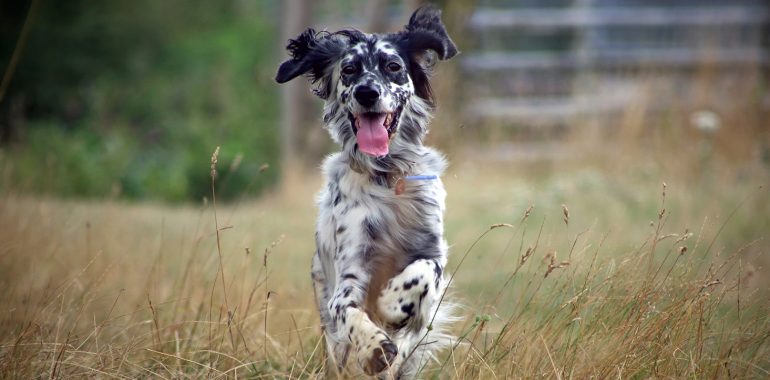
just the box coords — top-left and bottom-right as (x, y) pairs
(1, 61), (769, 375)
(439, 184), (768, 379)
(1, 141), (767, 378)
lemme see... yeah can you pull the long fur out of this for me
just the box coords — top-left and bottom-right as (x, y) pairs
(276, 6), (458, 378)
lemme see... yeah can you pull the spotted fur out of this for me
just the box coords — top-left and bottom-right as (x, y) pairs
(276, 6), (458, 379)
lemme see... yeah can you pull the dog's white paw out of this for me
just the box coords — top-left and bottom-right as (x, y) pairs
(361, 336), (398, 375)
(378, 259), (438, 328)
(341, 308), (396, 375)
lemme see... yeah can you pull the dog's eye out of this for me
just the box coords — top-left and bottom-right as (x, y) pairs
(386, 62), (402, 72)
(341, 64), (357, 75)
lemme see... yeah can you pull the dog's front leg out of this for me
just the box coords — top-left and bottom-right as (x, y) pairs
(329, 263), (398, 375)
(377, 258), (444, 330)
(375, 256), (446, 378)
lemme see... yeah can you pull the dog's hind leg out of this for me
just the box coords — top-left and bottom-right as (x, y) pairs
(312, 252), (332, 332)
(311, 251), (345, 372)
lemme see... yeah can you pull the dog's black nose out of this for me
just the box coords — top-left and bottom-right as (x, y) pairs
(354, 86), (380, 107)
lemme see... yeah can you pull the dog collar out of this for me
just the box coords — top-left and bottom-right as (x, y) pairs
(394, 175), (438, 195)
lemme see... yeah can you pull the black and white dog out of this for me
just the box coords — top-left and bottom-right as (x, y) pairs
(276, 6), (457, 378)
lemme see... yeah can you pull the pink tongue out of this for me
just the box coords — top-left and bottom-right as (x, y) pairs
(356, 114), (389, 157)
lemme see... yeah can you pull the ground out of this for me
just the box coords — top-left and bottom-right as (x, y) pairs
(1, 156), (768, 378)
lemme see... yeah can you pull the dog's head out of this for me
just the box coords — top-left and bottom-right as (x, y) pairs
(275, 6), (457, 158)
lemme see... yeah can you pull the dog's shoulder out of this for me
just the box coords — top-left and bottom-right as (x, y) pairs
(413, 146), (447, 177)
(320, 152), (346, 182)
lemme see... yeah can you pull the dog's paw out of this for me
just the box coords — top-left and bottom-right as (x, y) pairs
(362, 338), (398, 375)
(378, 259), (439, 327)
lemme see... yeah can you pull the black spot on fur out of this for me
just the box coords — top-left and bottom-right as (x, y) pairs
(323, 104), (338, 124)
(401, 302), (415, 316)
(342, 273), (358, 280)
(433, 262), (443, 288)
(402, 278), (420, 290)
(373, 173), (388, 187)
(364, 217), (378, 241)
(404, 231), (441, 259)
(332, 168), (343, 183)
(336, 225), (347, 234)
(391, 316), (409, 330)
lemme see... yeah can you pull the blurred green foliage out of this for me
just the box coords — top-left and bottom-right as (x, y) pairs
(0, 0), (280, 202)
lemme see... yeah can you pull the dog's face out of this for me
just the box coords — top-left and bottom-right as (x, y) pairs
(335, 40), (412, 157)
(276, 6), (457, 158)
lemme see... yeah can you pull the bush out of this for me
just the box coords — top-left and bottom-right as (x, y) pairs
(0, 1), (281, 202)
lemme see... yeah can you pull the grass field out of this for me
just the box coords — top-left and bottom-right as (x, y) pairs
(1, 151), (769, 378)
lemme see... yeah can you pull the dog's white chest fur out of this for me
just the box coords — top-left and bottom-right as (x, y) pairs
(315, 148), (447, 281)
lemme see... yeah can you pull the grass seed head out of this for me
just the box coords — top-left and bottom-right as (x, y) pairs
(543, 250), (570, 278)
(562, 204), (569, 225)
(523, 205), (533, 221)
(674, 230), (693, 244)
(490, 223), (513, 230)
(210, 146), (221, 179)
(521, 246), (533, 264)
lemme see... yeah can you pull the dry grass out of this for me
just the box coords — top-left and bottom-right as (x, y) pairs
(1, 147), (769, 378)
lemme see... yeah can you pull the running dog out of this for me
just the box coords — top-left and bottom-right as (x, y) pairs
(276, 6), (457, 378)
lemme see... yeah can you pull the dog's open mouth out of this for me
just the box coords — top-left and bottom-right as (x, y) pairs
(349, 107), (402, 157)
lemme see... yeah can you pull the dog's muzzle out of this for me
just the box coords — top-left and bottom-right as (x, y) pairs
(354, 85), (380, 108)
(348, 85), (404, 158)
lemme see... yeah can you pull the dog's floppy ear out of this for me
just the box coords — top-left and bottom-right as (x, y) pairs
(275, 29), (346, 98)
(390, 6), (458, 104)
(276, 29), (319, 83)
(402, 6), (458, 61)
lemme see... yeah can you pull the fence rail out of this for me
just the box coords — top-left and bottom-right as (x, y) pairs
(461, 3), (770, 127)
(463, 49), (770, 71)
(469, 6), (770, 30)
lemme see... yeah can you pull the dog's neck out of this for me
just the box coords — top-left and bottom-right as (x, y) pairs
(343, 134), (424, 181)
(344, 154), (410, 195)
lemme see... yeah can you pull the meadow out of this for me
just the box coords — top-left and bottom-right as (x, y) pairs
(2, 1), (769, 378)
(1, 143), (768, 378)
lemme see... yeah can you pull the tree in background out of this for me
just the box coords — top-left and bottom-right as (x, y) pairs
(0, 0), (281, 201)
